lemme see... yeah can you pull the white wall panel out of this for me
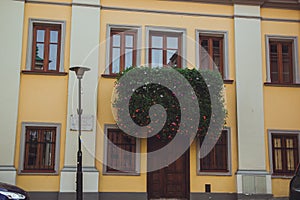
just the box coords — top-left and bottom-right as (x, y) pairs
(0, 0), (24, 184)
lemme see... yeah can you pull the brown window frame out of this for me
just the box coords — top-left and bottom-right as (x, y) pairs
(199, 35), (224, 78)
(269, 40), (294, 84)
(200, 130), (228, 172)
(149, 31), (182, 68)
(271, 133), (299, 176)
(23, 126), (57, 173)
(31, 23), (62, 73)
(106, 128), (137, 173)
(109, 29), (137, 75)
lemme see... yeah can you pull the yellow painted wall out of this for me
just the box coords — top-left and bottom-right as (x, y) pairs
(15, 2), (71, 191)
(101, 0), (233, 16)
(261, 8), (300, 197)
(261, 8), (299, 21)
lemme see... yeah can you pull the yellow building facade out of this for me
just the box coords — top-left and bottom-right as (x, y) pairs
(0, 0), (299, 199)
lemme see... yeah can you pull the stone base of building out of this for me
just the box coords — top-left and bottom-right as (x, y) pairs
(59, 166), (99, 193)
(191, 193), (279, 200)
(0, 165), (16, 185)
(29, 192), (146, 200)
(28, 192), (288, 200)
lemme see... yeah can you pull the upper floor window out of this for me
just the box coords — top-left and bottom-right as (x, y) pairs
(271, 133), (299, 176)
(149, 31), (182, 68)
(266, 36), (298, 84)
(31, 23), (62, 72)
(199, 35), (224, 78)
(269, 40), (293, 83)
(25, 19), (66, 73)
(199, 130), (230, 173)
(104, 128), (139, 174)
(19, 123), (61, 174)
(109, 29), (137, 74)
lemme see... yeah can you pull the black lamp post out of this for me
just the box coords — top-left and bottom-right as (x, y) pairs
(69, 66), (90, 200)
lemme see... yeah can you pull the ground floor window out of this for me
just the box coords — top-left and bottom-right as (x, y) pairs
(271, 132), (299, 176)
(104, 127), (139, 174)
(199, 129), (229, 173)
(19, 123), (61, 174)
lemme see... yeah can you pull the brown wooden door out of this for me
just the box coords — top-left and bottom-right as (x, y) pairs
(147, 137), (190, 199)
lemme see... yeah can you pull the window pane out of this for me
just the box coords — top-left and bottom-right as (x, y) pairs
(274, 138), (281, 148)
(273, 137), (283, 171)
(167, 50), (177, 66)
(125, 48), (133, 69)
(34, 44), (44, 70)
(286, 138), (295, 171)
(113, 34), (121, 47)
(200, 46), (210, 69)
(167, 37), (178, 49)
(200, 39), (209, 51)
(27, 143), (38, 167)
(30, 130), (38, 141)
(37, 30), (45, 42)
(112, 48), (121, 73)
(151, 49), (163, 67)
(274, 149), (283, 170)
(106, 129), (136, 173)
(151, 36), (163, 48)
(27, 130), (38, 168)
(270, 44), (278, 83)
(50, 31), (58, 43)
(213, 40), (221, 71)
(49, 44), (58, 71)
(287, 149), (295, 171)
(125, 35), (134, 48)
(282, 44), (292, 83)
(42, 131), (53, 168)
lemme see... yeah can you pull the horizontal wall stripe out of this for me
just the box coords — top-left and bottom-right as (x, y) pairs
(61, 166), (99, 172)
(234, 15), (261, 20)
(24, 0), (71, 7)
(262, 17), (300, 23)
(23, 0), (101, 8)
(0, 165), (16, 172)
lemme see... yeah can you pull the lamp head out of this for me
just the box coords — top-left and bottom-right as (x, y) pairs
(69, 66), (90, 79)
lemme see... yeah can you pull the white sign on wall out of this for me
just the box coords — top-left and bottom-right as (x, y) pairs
(70, 114), (94, 131)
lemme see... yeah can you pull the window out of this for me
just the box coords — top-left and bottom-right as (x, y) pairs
(199, 35), (224, 78)
(269, 40), (293, 83)
(31, 23), (61, 72)
(105, 128), (139, 174)
(19, 123), (60, 174)
(199, 130), (229, 173)
(271, 133), (299, 176)
(149, 31), (182, 68)
(109, 29), (137, 74)
(26, 19), (66, 73)
(266, 36), (298, 84)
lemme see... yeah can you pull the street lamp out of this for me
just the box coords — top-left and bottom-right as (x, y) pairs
(69, 66), (90, 200)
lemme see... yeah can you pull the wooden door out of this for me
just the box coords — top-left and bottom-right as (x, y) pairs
(147, 137), (190, 199)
